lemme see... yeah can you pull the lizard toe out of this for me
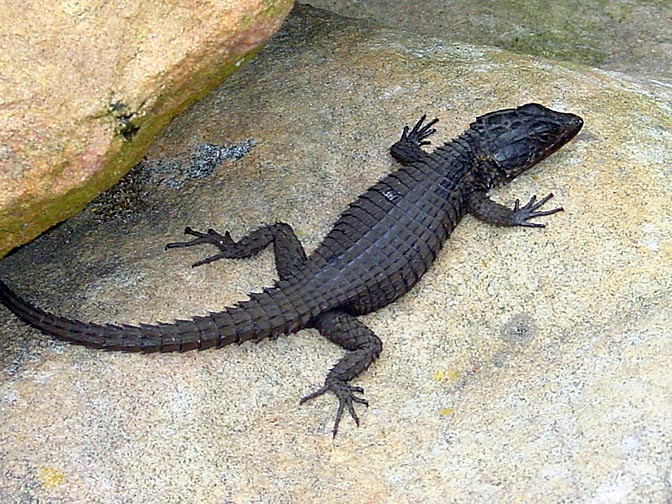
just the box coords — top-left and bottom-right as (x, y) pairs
(300, 377), (368, 438)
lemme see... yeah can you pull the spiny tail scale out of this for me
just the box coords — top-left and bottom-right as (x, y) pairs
(0, 278), (314, 352)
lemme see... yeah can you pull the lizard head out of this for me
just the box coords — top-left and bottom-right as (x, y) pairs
(471, 103), (583, 183)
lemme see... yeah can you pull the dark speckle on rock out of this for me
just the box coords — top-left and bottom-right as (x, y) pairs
(492, 313), (538, 367)
(500, 313), (537, 345)
(108, 100), (141, 141)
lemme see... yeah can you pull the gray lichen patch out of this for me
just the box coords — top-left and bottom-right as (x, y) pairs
(87, 140), (254, 223)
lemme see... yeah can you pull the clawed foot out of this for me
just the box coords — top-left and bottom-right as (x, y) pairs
(165, 227), (236, 267)
(511, 193), (563, 228)
(402, 114), (439, 147)
(300, 377), (369, 438)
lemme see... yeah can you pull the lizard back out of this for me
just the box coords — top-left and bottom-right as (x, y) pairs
(306, 146), (473, 315)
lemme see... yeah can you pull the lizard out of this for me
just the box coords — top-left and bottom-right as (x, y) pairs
(0, 103), (583, 436)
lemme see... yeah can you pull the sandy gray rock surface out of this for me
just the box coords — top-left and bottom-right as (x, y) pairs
(311, 0), (672, 83)
(1, 5), (670, 503)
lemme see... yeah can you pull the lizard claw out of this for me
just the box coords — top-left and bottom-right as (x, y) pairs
(165, 228), (237, 267)
(165, 227), (232, 248)
(300, 378), (368, 438)
(403, 114), (439, 147)
(511, 193), (563, 228)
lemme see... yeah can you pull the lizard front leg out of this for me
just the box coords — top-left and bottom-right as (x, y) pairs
(300, 310), (382, 437)
(166, 222), (307, 280)
(466, 191), (563, 228)
(390, 114), (438, 165)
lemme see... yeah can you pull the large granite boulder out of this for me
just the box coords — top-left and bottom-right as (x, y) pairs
(0, 0), (293, 257)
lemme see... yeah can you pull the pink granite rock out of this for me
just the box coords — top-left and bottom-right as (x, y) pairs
(0, 0), (293, 257)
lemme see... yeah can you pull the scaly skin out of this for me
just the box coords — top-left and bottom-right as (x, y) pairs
(0, 103), (583, 436)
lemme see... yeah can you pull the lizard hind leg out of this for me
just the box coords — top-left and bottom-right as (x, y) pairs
(300, 310), (383, 437)
(166, 222), (307, 279)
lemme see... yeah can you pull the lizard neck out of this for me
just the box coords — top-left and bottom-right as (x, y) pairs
(453, 129), (501, 192)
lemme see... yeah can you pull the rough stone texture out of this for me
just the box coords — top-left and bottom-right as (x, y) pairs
(0, 0), (293, 257)
(1, 5), (671, 503)
(312, 0), (672, 83)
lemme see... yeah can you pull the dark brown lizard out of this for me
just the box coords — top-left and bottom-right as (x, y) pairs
(0, 103), (583, 436)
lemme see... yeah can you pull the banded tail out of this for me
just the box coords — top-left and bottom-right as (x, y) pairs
(0, 279), (314, 353)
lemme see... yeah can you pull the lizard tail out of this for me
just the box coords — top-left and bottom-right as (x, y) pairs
(0, 278), (315, 353)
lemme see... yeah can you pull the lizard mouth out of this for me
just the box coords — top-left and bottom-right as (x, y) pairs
(537, 113), (584, 163)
